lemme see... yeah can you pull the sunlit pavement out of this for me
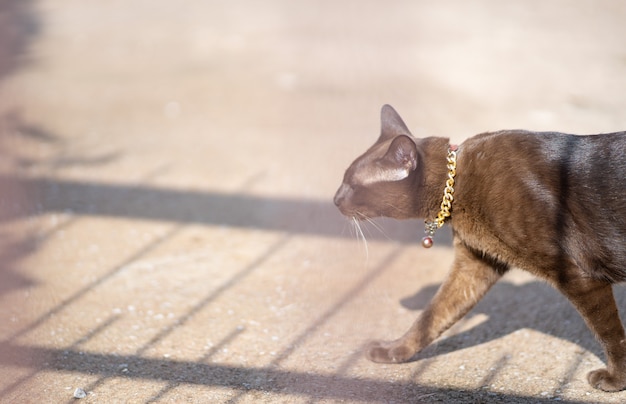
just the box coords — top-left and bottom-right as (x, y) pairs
(1, 1), (626, 402)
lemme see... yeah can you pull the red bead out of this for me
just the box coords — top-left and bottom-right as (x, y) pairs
(421, 236), (433, 248)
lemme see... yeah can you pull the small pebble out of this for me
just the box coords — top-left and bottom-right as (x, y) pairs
(73, 388), (87, 399)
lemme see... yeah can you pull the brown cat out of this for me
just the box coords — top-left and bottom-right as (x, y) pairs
(334, 104), (626, 391)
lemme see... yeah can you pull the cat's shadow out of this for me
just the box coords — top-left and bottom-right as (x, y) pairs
(399, 279), (626, 361)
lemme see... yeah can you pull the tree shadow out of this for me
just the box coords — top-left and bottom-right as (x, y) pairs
(2, 110), (123, 170)
(0, 0), (40, 78)
(0, 112), (125, 298)
(0, 233), (38, 296)
(0, 1), (50, 295)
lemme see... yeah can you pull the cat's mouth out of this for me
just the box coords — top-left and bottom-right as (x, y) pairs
(345, 211), (365, 221)
(334, 197), (369, 220)
(335, 204), (369, 221)
(334, 191), (380, 220)
(334, 183), (383, 220)
(337, 206), (365, 220)
(339, 207), (377, 222)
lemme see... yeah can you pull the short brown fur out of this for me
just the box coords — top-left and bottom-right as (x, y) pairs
(334, 105), (626, 391)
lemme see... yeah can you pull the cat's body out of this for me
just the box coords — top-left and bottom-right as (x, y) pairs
(334, 105), (626, 391)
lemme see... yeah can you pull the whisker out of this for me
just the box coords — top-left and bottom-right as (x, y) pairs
(363, 216), (392, 241)
(352, 215), (369, 260)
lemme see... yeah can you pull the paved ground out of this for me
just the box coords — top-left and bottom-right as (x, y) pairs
(1, 0), (626, 403)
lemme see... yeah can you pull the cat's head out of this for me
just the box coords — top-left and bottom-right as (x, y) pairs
(334, 105), (423, 220)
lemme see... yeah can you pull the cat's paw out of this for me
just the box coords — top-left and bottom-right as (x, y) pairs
(365, 340), (414, 363)
(588, 368), (626, 392)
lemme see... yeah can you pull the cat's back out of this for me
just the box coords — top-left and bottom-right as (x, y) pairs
(455, 129), (626, 281)
(461, 129), (626, 190)
(465, 128), (626, 155)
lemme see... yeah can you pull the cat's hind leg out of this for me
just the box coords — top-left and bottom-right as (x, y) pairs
(367, 241), (507, 363)
(551, 271), (626, 392)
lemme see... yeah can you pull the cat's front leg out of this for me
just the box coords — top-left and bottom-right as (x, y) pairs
(367, 241), (507, 363)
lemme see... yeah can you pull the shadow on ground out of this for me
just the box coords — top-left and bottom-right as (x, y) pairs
(0, 173), (452, 246)
(402, 280), (615, 362)
(0, 0), (40, 78)
(0, 339), (589, 404)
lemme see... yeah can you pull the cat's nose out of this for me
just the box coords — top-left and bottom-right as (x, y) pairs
(333, 192), (343, 207)
(333, 184), (346, 207)
(334, 183), (349, 207)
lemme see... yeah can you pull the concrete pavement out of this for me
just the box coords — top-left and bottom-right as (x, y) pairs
(1, 1), (626, 402)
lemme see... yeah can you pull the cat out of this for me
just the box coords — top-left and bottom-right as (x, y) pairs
(333, 104), (626, 392)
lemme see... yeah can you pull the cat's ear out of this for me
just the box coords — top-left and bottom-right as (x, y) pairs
(382, 135), (418, 180)
(379, 104), (412, 142)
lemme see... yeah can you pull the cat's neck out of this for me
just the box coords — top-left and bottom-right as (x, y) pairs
(414, 137), (454, 220)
